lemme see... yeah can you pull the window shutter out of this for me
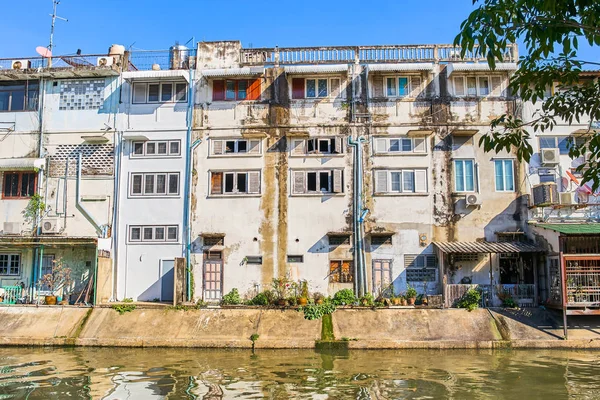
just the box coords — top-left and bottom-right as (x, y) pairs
(410, 76), (422, 97)
(212, 140), (224, 155)
(375, 138), (387, 154)
(333, 169), (343, 193)
(291, 139), (305, 155)
(374, 170), (388, 193)
(373, 77), (383, 97)
(413, 138), (426, 153)
(248, 171), (260, 194)
(426, 255), (437, 268)
(212, 80), (225, 101)
(210, 172), (223, 194)
(491, 76), (502, 96)
(248, 139), (261, 154)
(292, 171), (306, 194)
(334, 137), (343, 154)
(404, 254), (417, 268)
(415, 170), (427, 193)
(453, 77), (465, 96)
(292, 78), (305, 99)
(330, 78), (341, 99)
(248, 79), (262, 100)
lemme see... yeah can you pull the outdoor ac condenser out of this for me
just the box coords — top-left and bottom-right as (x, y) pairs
(532, 183), (559, 206)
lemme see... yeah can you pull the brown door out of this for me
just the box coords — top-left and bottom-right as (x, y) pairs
(203, 252), (223, 300)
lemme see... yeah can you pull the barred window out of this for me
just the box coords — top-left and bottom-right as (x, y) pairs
(0, 254), (20, 275)
(329, 260), (354, 283)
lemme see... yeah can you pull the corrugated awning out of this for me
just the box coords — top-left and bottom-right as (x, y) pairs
(201, 67), (264, 78)
(433, 241), (545, 254)
(0, 158), (45, 171)
(122, 70), (190, 82)
(446, 62), (517, 76)
(367, 63), (434, 72)
(533, 223), (600, 235)
(284, 64), (348, 74)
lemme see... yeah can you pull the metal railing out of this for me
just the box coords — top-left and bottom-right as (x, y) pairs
(444, 284), (492, 308)
(497, 284), (536, 302)
(127, 49), (197, 72)
(0, 286), (22, 304)
(566, 258), (600, 305)
(240, 44), (517, 66)
(0, 54), (118, 72)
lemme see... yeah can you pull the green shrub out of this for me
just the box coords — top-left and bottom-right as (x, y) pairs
(502, 297), (517, 308)
(456, 289), (481, 311)
(221, 288), (241, 305)
(332, 289), (356, 306)
(249, 291), (270, 306)
(405, 285), (417, 299)
(112, 303), (136, 315)
(359, 293), (374, 307)
(299, 300), (337, 320)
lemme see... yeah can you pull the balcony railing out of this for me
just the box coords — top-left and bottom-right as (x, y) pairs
(240, 44), (517, 66)
(127, 49), (197, 72)
(0, 54), (118, 72)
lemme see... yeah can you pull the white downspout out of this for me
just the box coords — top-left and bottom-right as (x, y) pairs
(76, 152), (105, 238)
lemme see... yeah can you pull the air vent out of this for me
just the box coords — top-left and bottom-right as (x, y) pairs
(328, 234), (351, 246)
(371, 235), (393, 246)
(245, 256), (263, 265)
(203, 236), (224, 247)
(287, 255), (304, 263)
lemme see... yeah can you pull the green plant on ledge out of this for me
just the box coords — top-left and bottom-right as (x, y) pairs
(112, 299), (136, 315)
(221, 288), (241, 305)
(22, 194), (48, 229)
(298, 300), (336, 320)
(456, 289), (481, 312)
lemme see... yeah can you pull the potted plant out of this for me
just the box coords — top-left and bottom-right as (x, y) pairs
(298, 280), (309, 306)
(40, 259), (72, 306)
(272, 277), (291, 307)
(313, 292), (325, 305)
(400, 295), (408, 306)
(405, 285), (417, 306)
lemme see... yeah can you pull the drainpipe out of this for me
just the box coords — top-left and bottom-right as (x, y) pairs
(111, 131), (123, 301)
(347, 135), (368, 297)
(182, 68), (196, 302)
(76, 153), (105, 238)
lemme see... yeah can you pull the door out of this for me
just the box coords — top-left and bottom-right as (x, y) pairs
(372, 259), (392, 296)
(203, 252), (223, 300)
(160, 260), (174, 302)
(40, 255), (55, 293)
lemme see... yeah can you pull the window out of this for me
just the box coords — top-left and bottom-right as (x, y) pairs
(210, 171), (261, 195)
(329, 260), (354, 283)
(291, 77), (342, 99)
(454, 159), (475, 192)
(374, 169), (427, 194)
(385, 75), (421, 98)
(129, 225), (179, 243)
(245, 256), (263, 264)
(494, 159), (515, 192)
(0, 81), (39, 111)
(130, 173), (180, 196)
(292, 169), (344, 194)
(374, 137), (426, 154)
(453, 75), (504, 97)
(132, 82), (187, 104)
(291, 137), (344, 156)
(405, 254), (437, 282)
(211, 139), (261, 155)
(2, 171), (37, 199)
(203, 236), (224, 246)
(371, 235), (393, 246)
(329, 234), (351, 246)
(131, 140), (181, 157)
(0, 254), (20, 276)
(539, 136), (584, 155)
(287, 255), (304, 263)
(453, 253), (479, 262)
(212, 79), (261, 101)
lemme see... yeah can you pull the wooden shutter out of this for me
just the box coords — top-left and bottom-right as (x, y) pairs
(330, 78), (341, 99)
(248, 171), (260, 194)
(248, 139), (261, 154)
(333, 170), (343, 193)
(210, 172), (223, 194)
(292, 78), (305, 99)
(491, 76), (502, 96)
(453, 77), (465, 96)
(334, 137), (343, 154)
(212, 80), (225, 101)
(413, 138), (426, 153)
(374, 170), (388, 193)
(247, 79), (261, 100)
(291, 139), (305, 155)
(410, 76), (422, 97)
(372, 76), (383, 97)
(292, 171), (306, 194)
(404, 254), (417, 268)
(212, 140), (224, 155)
(375, 138), (387, 154)
(415, 169), (427, 193)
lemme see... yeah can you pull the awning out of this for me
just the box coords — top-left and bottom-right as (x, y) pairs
(122, 133), (149, 141)
(367, 63), (434, 72)
(532, 223), (600, 235)
(433, 241), (545, 254)
(201, 67), (264, 78)
(122, 70), (190, 82)
(446, 62), (517, 76)
(0, 236), (97, 248)
(284, 64), (348, 74)
(0, 158), (45, 171)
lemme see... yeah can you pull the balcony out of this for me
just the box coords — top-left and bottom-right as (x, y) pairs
(0, 54), (121, 81)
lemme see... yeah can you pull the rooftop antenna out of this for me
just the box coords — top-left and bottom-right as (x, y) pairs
(48, 0), (68, 67)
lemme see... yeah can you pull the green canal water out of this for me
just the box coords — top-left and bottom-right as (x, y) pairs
(0, 347), (599, 399)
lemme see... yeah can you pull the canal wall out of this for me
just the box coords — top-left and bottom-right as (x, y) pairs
(1, 306), (600, 349)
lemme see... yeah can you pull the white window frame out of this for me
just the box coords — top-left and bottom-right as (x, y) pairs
(211, 138), (262, 156)
(453, 159), (476, 193)
(0, 253), (21, 276)
(130, 172), (180, 197)
(301, 77), (341, 99)
(132, 81), (187, 104)
(128, 225), (179, 243)
(494, 159), (515, 192)
(209, 170), (261, 196)
(453, 75), (505, 97)
(290, 137), (344, 156)
(131, 140), (181, 158)
(384, 75), (414, 98)
(373, 169), (428, 194)
(291, 169), (344, 195)
(373, 137), (427, 155)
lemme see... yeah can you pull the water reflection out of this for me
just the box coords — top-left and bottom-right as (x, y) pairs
(0, 347), (599, 399)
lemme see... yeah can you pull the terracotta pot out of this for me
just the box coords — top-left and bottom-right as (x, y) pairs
(392, 298), (401, 306)
(407, 297), (416, 306)
(45, 295), (57, 305)
(298, 297), (308, 306)
(277, 299), (287, 307)
(401, 298), (408, 306)
(316, 299), (324, 305)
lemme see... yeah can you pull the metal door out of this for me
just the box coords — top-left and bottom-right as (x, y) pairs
(372, 259), (392, 296)
(160, 260), (174, 302)
(203, 259), (223, 300)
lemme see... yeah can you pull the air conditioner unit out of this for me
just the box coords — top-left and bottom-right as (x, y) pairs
(465, 193), (483, 206)
(532, 183), (559, 206)
(560, 192), (577, 206)
(541, 148), (560, 165)
(96, 56), (114, 67)
(11, 60), (31, 70)
(41, 218), (62, 234)
(2, 222), (22, 235)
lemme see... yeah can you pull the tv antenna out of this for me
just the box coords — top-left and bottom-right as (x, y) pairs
(48, 0), (68, 67)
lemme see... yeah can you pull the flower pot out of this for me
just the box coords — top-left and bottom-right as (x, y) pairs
(277, 299), (287, 307)
(401, 298), (408, 306)
(298, 297), (308, 306)
(407, 297), (416, 306)
(45, 295), (57, 305)
(316, 299), (324, 305)
(392, 298), (401, 306)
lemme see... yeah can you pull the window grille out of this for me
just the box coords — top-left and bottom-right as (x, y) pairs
(48, 144), (114, 177)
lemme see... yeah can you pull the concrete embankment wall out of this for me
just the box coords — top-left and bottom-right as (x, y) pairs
(1, 306), (600, 349)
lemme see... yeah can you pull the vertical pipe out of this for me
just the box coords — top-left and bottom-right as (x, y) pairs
(183, 68), (196, 302)
(93, 246), (98, 305)
(560, 251), (568, 339)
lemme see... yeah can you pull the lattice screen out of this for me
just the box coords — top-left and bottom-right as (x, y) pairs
(48, 144), (114, 177)
(59, 79), (105, 111)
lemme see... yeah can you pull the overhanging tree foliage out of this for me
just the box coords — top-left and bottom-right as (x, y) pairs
(454, 0), (600, 190)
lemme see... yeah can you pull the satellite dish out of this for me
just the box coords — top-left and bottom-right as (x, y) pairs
(36, 46), (52, 58)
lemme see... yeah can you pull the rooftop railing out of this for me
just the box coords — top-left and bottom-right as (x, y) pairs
(127, 49), (197, 71)
(0, 54), (116, 71)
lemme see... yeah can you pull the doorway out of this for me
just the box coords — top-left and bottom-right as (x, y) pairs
(203, 251), (223, 300)
(40, 255), (55, 293)
(160, 260), (174, 302)
(372, 259), (392, 296)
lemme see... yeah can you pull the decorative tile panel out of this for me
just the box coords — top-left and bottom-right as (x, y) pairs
(59, 79), (105, 111)
(48, 144), (114, 177)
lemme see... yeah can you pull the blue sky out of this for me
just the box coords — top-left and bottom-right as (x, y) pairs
(1, 0), (597, 64)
